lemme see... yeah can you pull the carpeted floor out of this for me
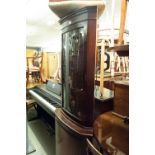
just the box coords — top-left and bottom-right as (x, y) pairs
(27, 107), (55, 155)
(27, 137), (36, 154)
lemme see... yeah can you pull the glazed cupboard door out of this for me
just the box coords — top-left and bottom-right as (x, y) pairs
(62, 26), (87, 124)
(61, 7), (97, 126)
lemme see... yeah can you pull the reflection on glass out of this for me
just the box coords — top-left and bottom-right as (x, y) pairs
(62, 27), (87, 121)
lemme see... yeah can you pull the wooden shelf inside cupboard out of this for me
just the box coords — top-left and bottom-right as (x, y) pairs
(108, 44), (129, 56)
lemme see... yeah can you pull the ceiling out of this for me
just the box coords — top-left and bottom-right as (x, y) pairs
(26, 0), (61, 51)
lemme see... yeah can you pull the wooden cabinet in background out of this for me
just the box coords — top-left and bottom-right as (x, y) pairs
(41, 52), (61, 82)
(47, 52), (61, 79)
(114, 81), (129, 116)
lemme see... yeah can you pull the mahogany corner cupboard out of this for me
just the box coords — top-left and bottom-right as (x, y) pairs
(60, 6), (97, 127)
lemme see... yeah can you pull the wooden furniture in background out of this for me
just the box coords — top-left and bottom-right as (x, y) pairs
(26, 99), (36, 109)
(39, 52), (62, 83)
(118, 0), (128, 45)
(26, 53), (43, 88)
(93, 80), (129, 155)
(108, 44), (129, 57)
(93, 112), (129, 155)
(114, 81), (129, 117)
(96, 40), (105, 98)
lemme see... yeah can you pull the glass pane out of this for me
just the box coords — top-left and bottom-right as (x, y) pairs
(62, 27), (86, 120)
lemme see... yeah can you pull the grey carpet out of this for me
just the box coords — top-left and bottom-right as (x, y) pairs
(27, 119), (55, 155)
(26, 137), (36, 154)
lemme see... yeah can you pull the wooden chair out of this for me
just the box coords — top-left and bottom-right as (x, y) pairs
(26, 98), (39, 121)
(26, 99), (37, 110)
(26, 52), (43, 88)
